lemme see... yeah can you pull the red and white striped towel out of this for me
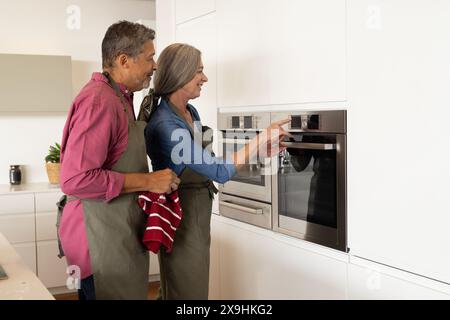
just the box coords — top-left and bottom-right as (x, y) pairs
(137, 191), (183, 254)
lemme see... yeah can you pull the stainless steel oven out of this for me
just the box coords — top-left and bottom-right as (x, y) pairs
(218, 111), (273, 229)
(271, 110), (347, 252)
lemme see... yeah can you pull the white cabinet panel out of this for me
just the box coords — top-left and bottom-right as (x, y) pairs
(176, 13), (218, 126)
(35, 192), (62, 241)
(35, 192), (63, 213)
(209, 218), (221, 299)
(348, 261), (450, 300)
(13, 242), (37, 275)
(0, 213), (35, 244)
(217, 218), (347, 299)
(347, 0), (450, 284)
(37, 240), (68, 288)
(149, 252), (160, 275)
(176, 0), (215, 24)
(36, 211), (58, 241)
(0, 193), (34, 215)
(217, 0), (346, 108)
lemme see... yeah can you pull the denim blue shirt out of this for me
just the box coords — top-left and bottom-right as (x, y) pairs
(144, 98), (237, 184)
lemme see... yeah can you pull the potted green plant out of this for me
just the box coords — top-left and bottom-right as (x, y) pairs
(45, 142), (61, 184)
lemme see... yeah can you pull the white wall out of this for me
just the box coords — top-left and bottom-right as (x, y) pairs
(0, 0), (155, 184)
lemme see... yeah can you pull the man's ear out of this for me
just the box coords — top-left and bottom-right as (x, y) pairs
(117, 54), (129, 69)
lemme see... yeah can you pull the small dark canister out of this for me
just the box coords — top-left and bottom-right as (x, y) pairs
(9, 165), (22, 185)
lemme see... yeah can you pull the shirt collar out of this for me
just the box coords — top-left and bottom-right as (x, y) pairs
(91, 72), (133, 98)
(161, 98), (196, 120)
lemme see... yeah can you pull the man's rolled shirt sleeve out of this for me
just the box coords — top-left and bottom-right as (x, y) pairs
(60, 94), (126, 202)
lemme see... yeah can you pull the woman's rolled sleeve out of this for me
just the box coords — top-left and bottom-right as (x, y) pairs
(150, 119), (237, 184)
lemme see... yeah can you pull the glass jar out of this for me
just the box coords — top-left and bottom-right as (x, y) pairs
(9, 165), (22, 185)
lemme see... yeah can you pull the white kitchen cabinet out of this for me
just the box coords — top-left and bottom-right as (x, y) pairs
(176, 13), (218, 127)
(0, 193), (34, 215)
(34, 191), (67, 288)
(347, 0), (450, 284)
(217, 0), (346, 108)
(36, 211), (58, 241)
(175, 0), (215, 24)
(348, 258), (450, 300)
(35, 191), (64, 213)
(36, 240), (68, 289)
(214, 216), (348, 299)
(0, 213), (35, 244)
(35, 191), (63, 241)
(0, 193), (36, 274)
(13, 242), (37, 275)
(208, 218), (221, 299)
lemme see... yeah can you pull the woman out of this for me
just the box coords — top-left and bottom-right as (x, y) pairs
(144, 43), (290, 299)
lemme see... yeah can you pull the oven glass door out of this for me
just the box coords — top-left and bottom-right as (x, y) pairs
(220, 131), (272, 203)
(278, 133), (337, 228)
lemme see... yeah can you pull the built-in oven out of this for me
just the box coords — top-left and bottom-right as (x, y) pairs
(218, 112), (273, 229)
(271, 110), (347, 252)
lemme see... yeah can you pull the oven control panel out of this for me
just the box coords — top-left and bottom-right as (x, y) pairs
(220, 112), (271, 130)
(289, 114), (320, 130)
(230, 115), (255, 129)
(270, 110), (346, 133)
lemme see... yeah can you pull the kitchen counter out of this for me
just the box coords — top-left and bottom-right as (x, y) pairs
(0, 182), (61, 195)
(0, 232), (54, 300)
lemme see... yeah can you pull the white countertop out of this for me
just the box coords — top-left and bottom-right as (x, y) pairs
(0, 182), (61, 195)
(0, 232), (54, 300)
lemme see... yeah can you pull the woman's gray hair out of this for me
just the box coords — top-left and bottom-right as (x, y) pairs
(102, 20), (155, 68)
(154, 43), (202, 97)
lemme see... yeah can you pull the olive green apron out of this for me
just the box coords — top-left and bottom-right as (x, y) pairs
(158, 101), (218, 300)
(80, 75), (149, 299)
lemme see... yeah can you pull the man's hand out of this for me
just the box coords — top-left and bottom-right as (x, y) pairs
(145, 169), (180, 194)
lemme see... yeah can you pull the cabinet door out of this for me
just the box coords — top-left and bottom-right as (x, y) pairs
(348, 260), (450, 300)
(35, 192), (63, 213)
(176, 13), (218, 126)
(0, 213), (35, 244)
(36, 211), (58, 241)
(13, 242), (37, 275)
(209, 218), (221, 299)
(217, 218), (347, 299)
(0, 193), (34, 215)
(217, 0), (346, 107)
(37, 240), (68, 288)
(175, 0), (215, 24)
(347, 0), (450, 284)
(35, 192), (63, 241)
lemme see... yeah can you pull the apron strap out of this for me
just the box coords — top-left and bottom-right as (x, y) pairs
(55, 194), (81, 258)
(102, 71), (134, 122)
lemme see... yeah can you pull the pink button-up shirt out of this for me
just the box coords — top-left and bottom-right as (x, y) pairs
(59, 72), (135, 279)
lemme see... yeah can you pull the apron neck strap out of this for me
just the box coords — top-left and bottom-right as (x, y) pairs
(102, 71), (134, 122)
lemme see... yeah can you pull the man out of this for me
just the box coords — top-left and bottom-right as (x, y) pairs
(58, 21), (180, 300)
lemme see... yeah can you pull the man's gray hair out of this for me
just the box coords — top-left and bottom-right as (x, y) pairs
(102, 20), (155, 68)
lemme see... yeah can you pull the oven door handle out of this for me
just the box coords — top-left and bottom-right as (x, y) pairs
(219, 201), (263, 215)
(222, 138), (252, 145)
(280, 142), (336, 150)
